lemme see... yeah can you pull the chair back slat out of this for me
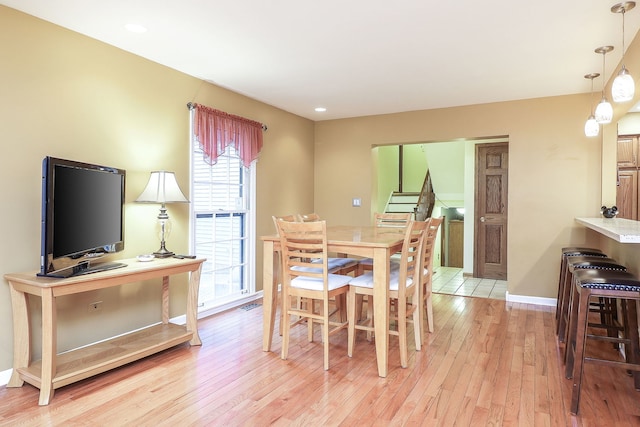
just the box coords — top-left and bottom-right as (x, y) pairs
(272, 214), (299, 234)
(374, 212), (412, 228)
(276, 220), (329, 282)
(298, 212), (321, 222)
(422, 217), (443, 275)
(397, 220), (428, 296)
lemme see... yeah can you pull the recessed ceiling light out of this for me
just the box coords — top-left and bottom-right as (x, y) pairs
(314, 107), (327, 112)
(125, 23), (148, 33)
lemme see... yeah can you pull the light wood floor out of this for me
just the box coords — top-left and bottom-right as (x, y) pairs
(2, 294), (640, 426)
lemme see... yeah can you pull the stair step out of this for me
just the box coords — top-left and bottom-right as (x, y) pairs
(389, 196), (419, 202)
(386, 205), (415, 213)
(387, 192), (419, 215)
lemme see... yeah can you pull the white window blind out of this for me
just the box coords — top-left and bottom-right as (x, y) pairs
(191, 139), (255, 308)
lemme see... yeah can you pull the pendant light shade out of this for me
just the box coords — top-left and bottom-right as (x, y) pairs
(611, 2), (636, 103)
(585, 115), (600, 137)
(584, 73), (601, 137)
(612, 66), (635, 102)
(595, 99), (614, 124)
(595, 46), (614, 124)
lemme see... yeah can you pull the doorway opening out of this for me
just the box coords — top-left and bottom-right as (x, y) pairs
(372, 136), (508, 279)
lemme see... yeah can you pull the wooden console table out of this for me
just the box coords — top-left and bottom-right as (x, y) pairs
(4, 257), (205, 405)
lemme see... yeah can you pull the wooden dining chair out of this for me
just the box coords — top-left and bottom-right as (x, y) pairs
(295, 212), (359, 324)
(420, 216), (442, 339)
(346, 219), (427, 368)
(296, 212), (358, 273)
(357, 212), (412, 274)
(272, 214), (303, 335)
(355, 212), (412, 325)
(276, 219), (351, 370)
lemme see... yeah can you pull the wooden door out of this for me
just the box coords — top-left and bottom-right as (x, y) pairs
(474, 143), (508, 280)
(617, 169), (638, 220)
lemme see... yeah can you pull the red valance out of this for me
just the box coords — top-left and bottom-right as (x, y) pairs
(192, 103), (264, 168)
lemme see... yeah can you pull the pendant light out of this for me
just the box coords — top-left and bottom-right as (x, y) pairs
(595, 46), (614, 124)
(584, 73), (601, 137)
(611, 2), (636, 103)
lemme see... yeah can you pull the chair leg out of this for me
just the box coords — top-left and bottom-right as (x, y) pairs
(398, 297), (408, 368)
(347, 288), (356, 358)
(309, 299), (317, 342)
(323, 296), (330, 371)
(366, 296), (374, 341)
(335, 293), (347, 322)
(355, 294), (364, 321)
(281, 288), (291, 361)
(411, 285), (422, 350)
(413, 300), (422, 351)
(426, 295), (434, 333)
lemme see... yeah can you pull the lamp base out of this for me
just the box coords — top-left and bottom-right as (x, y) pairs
(153, 248), (175, 258)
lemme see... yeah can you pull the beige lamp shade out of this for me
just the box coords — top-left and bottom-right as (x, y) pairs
(136, 171), (188, 204)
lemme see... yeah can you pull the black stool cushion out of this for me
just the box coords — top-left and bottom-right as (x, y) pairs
(562, 247), (605, 257)
(567, 257), (626, 272)
(573, 269), (640, 292)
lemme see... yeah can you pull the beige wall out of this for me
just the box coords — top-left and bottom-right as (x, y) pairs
(375, 145), (399, 214)
(0, 6), (314, 372)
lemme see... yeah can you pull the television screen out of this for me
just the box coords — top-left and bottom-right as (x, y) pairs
(39, 157), (126, 277)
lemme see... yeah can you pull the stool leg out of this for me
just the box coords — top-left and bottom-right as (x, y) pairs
(570, 287), (591, 415)
(601, 297), (615, 345)
(557, 265), (573, 342)
(565, 279), (581, 376)
(623, 299), (640, 390)
(556, 255), (568, 323)
(556, 268), (571, 342)
(556, 259), (568, 336)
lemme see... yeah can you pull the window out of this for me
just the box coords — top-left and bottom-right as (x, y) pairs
(190, 140), (256, 311)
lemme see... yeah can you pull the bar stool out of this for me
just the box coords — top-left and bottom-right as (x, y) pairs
(557, 256), (626, 343)
(556, 248), (606, 324)
(564, 269), (640, 415)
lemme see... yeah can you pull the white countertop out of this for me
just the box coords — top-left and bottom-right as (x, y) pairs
(575, 217), (640, 243)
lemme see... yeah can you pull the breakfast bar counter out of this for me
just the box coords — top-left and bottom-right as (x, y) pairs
(575, 217), (640, 243)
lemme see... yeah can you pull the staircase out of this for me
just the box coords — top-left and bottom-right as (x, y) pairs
(385, 170), (435, 221)
(385, 192), (420, 215)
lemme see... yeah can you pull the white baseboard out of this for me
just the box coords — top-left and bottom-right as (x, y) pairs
(0, 368), (11, 387)
(0, 291), (265, 388)
(506, 291), (557, 307)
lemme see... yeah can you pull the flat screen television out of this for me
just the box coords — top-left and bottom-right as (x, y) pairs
(39, 156), (126, 278)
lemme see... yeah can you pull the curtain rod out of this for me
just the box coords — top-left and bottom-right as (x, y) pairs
(187, 102), (267, 131)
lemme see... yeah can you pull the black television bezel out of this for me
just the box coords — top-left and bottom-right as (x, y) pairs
(39, 156), (126, 278)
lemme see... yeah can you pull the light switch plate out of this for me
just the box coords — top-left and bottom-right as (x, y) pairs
(352, 198), (361, 207)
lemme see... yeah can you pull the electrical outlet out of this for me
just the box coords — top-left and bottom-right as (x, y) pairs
(88, 301), (103, 312)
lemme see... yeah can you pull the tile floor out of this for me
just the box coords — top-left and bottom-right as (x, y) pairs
(432, 266), (507, 300)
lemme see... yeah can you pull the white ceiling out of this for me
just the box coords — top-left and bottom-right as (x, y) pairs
(4, 0), (640, 121)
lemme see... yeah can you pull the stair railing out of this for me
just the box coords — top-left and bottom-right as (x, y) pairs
(414, 169), (435, 221)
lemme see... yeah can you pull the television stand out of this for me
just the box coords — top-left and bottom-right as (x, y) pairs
(4, 257), (205, 405)
(72, 261), (126, 276)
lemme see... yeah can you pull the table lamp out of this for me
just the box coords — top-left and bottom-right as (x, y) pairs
(136, 171), (189, 258)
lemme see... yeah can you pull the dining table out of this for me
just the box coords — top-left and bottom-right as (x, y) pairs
(261, 224), (406, 377)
